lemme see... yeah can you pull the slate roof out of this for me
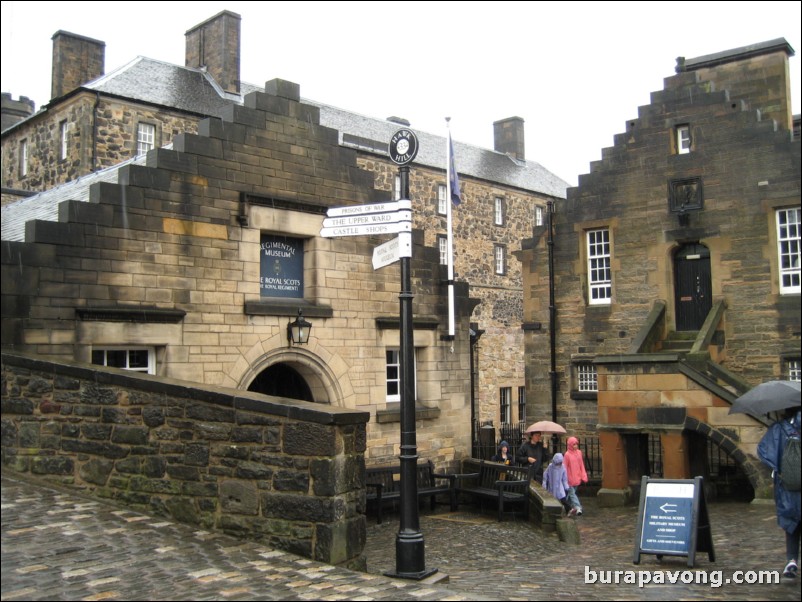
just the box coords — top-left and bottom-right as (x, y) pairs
(2, 58), (569, 242)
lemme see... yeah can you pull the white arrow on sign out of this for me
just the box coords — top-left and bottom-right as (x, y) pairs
(326, 199), (411, 218)
(320, 221), (411, 239)
(322, 210), (411, 229)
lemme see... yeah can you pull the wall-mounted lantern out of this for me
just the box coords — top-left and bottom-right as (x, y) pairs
(287, 309), (312, 345)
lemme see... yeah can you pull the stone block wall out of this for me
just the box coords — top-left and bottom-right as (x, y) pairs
(0, 351), (369, 568)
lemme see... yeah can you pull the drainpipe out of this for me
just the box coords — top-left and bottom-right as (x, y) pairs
(91, 91), (100, 172)
(547, 200), (558, 451)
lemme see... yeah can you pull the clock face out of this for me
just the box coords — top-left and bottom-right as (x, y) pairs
(389, 129), (418, 165)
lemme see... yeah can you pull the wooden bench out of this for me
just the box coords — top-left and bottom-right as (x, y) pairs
(365, 460), (455, 524)
(453, 460), (529, 522)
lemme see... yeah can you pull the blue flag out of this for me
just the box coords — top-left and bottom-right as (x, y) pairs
(448, 134), (461, 205)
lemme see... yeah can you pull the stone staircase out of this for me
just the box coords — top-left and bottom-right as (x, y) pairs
(660, 330), (697, 355)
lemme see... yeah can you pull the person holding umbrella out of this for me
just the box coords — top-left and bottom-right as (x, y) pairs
(757, 405), (801, 579)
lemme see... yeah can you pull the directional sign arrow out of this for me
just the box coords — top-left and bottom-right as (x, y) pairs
(322, 210), (411, 229)
(326, 199), (411, 218)
(320, 221), (412, 239)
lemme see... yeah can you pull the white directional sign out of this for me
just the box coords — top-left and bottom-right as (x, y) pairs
(326, 200), (411, 218)
(373, 237), (400, 269)
(322, 210), (411, 229)
(319, 221), (411, 239)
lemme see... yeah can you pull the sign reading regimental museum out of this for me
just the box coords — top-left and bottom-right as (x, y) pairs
(260, 235), (303, 298)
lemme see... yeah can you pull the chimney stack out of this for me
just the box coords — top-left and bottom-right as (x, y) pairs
(51, 31), (105, 101)
(185, 11), (241, 94)
(493, 116), (525, 161)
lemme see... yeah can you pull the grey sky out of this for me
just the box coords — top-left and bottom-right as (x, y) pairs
(2, 1), (800, 186)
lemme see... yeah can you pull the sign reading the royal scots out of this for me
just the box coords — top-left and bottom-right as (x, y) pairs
(260, 235), (303, 298)
(633, 476), (715, 567)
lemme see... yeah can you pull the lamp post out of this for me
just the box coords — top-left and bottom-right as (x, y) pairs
(287, 309), (312, 345)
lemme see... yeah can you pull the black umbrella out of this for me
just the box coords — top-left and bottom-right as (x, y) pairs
(729, 380), (802, 417)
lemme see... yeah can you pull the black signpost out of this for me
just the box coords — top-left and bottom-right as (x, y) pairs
(633, 476), (715, 567)
(385, 129), (436, 580)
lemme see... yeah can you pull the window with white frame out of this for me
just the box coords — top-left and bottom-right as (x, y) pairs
(577, 363), (598, 392)
(518, 386), (526, 423)
(587, 228), (611, 304)
(59, 121), (69, 161)
(91, 347), (155, 374)
(393, 175), (401, 200)
(787, 358), (801, 382)
(494, 197), (504, 225)
(676, 125), (691, 154)
(438, 235), (448, 265)
(494, 244), (505, 275)
(500, 387), (512, 424)
(535, 206), (543, 227)
(19, 139), (28, 177)
(136, 123), (155, 156)
(386, 348), (416, 402)
(776, 208), (801, 294)
(437, 184), (447, 215)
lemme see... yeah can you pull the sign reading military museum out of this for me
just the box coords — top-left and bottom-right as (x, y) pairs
(260, 235), (303, 298)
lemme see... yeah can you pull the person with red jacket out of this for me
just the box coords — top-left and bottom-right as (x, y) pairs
(563, 436), (588, 516)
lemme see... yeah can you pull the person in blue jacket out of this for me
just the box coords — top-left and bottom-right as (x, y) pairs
(757, 407), (801, 579)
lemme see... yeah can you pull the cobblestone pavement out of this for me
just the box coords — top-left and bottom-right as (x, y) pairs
(2, 473), (799, 601)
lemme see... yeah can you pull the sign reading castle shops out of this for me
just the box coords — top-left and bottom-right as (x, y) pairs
(633, 476), (715, 567)
(260, 235), (304, 298)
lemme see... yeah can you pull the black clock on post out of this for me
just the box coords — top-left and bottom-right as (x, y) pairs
(389, 129), (419, 165)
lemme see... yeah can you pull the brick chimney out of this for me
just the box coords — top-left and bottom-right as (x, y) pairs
(51, 31), (105, 101)
(493, 116), (525, 161)
(1, 93), (36, 130)
(185, 11), (241, 94)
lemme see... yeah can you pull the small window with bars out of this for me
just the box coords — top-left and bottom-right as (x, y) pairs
(500, 387), (512, 424)
(577, 363), (598, 392)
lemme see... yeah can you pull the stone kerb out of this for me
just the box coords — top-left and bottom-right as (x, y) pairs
(0, 351), (369, 568)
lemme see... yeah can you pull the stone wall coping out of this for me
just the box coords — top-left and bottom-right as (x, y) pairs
(594, 353), (681, 364)
(1, 351), (369, 426)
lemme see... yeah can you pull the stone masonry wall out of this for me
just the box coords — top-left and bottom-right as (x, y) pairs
(0, 352), (369, 568)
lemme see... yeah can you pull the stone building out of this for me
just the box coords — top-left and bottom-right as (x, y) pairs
(520, 39), (801, 504)
(1, 11), (567, 468)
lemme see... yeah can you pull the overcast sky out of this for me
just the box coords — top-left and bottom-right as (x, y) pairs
(2, 1), (800, 186)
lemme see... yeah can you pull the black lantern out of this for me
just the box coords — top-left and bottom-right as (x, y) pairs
(287, 309), (312, 345)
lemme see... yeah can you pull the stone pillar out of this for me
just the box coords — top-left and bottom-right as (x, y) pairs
(493, 117), (525, 161)
(185, 10), (241, 94)
(661, 431), (690, 479)
(51, 31), (105, 100)
(598, 430), (630, 506)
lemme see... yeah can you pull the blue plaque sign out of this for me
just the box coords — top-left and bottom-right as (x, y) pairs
(260, 235), (303, 298)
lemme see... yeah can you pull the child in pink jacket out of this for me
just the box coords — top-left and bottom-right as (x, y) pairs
(563, 436), (588, 515)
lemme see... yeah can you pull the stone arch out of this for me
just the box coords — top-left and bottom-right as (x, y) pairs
(683, 416), (770, 496)
(232, 334), (353, 408)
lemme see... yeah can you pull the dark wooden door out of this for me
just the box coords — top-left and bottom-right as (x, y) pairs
(674, 244), (712, 331)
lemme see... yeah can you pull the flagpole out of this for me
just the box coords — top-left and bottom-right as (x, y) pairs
(445, 118), (456, 341)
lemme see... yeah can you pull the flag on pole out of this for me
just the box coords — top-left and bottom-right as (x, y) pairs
(448, 132), (461, 205)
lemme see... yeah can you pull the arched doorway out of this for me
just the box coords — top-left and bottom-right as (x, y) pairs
(248, 363), (314, 402)
(673, 243), (712, 331)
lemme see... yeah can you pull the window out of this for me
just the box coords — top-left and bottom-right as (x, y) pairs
(92, 348), (155, 374)
(386, 348), (416, 402)
(577, 363), (598, 392)
(438, 234), (448, 265)
(535, 206), (543, 227)
(676, 125), (691, 154)
(518, 386), (526, 423)
(19, 139), (28, 177)
(500, 387), (512, 424)
(777, 208), (801, 294)
(437, 184), (447, 215)
(393, 175), (401, 200)
(494, 197), (505, 226)
(136, 123), (155, 156)
(59, 121), (69, 161)
(494, 244), (506, 275)
(587, 228), (611, 304)
(787, 358), (801, 382)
